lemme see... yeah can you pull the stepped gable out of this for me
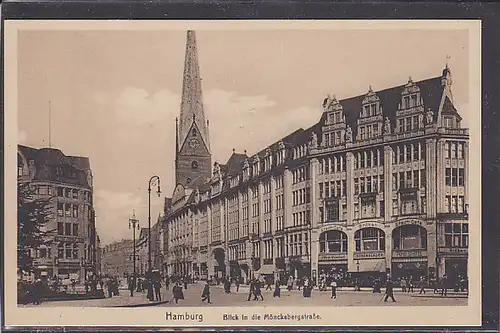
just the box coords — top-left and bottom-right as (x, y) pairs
(337, 76), (443, 137)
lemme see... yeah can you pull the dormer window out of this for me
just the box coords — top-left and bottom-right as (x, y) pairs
(362, 103), (377, 118)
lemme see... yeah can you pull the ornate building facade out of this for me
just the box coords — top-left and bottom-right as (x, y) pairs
(163, 31), (469, 285)
(18, 145), (98, 282)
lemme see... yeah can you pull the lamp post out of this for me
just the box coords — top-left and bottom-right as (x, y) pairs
(129, 210), (139, 297)
(147, 175), (161, 301)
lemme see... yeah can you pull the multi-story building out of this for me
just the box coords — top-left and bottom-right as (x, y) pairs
(163, 31), (469, 285)
(101, 239), (136, 278)
(17, 145), (98, 282)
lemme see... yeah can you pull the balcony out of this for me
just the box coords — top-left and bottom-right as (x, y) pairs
(437, 127), (469, 136)
(353, 250), (385, 260)
(392, 249), (427, 258)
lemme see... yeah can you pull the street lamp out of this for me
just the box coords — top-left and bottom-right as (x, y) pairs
(129, 210), (139, 297)
(147, 175), (161, 301)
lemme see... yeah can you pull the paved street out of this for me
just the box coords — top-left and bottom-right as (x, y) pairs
(20, 282), (467, 307)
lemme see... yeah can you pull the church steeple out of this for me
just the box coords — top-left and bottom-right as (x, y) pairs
(175, 30), (212, 189)
(179, 30), (209, 149)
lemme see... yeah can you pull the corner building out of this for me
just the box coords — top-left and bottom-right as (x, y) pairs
(163, 31), (469, 285)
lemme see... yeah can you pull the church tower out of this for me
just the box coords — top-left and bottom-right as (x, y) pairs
(175, 30), (212, 188)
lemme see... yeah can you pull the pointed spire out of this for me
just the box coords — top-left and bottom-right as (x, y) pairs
(179, 30), (209, 147)
(175, 117), (179, 153)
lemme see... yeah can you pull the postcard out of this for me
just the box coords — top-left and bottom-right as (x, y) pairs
(4, 19), (481, 327)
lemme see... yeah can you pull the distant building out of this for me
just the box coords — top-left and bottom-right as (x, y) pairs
(17, 145), (98, 282)
(100, 239), (135, 278)
(163, 31), (469, 286)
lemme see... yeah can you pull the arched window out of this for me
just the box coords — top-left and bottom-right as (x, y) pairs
(355, 228), (385, 251)
(319, 230), (348, 253)
(392, 225), (427, 250)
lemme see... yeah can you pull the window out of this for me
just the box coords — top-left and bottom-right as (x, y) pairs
(65, 243), (72, 259)
(58, 222), (64, 235)
(412, 115), (419, 130)
(73, 224), (79, 236)
(451, 168), (458, 186)
(72, 244), (79, 259)
(355, 228), (385, 251)
(72, 204), (79, 218)
(57, 202), (64, 216)
(18, 165), (23, 177)
(319, 231), (348, 253)
(65, 204), (71, 217)
(65, 223), (71, 236)
(411, 94), (418, 107)
(458, 143), (464, 159)
(405, 118), (412, 132)
(72, 189), (78, 199)
(326, 199), (339, 222)
(361, 196), (376, 218)
(444, 223), (468, 248)
(458, 168), (465, 186)
(404, 96), (410, 108)
(58, 243), (64, 258)
(393, 225), (427, 250)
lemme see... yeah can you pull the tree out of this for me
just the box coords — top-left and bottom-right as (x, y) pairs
(17, 182), (55, 275)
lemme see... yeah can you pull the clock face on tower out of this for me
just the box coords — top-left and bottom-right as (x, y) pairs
(188, 138), (200, 149)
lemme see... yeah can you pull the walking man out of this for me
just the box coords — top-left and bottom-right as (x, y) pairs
(235, 277), (240, 292)
(153, 277), (162, 302)
(247, 279), (255, 301)
(253, 279), (264, 301)
(419, 276), (426, 294)
(440, 274), (448, 297)
(330, 279), (337, 299)
(383, 278), (396, 302)
(201, 281), (212, 304)
(265, 277), (273, 291)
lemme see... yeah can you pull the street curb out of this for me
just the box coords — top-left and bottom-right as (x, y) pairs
(108, 300), (170, 308)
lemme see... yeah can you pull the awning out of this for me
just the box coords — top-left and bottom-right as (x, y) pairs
(256, 264), (275, 275)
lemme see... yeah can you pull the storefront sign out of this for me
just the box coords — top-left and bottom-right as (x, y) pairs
(319, 225), (347, 233)
(392, 250), (427, 258)
(354, 250), (385, 259)
(357, 222), (384, 229)
(395, 219), (423, 227)
(318, 252), (348, 261)
(438, 247), (468, 254)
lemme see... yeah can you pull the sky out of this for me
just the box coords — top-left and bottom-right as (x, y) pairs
(17, 28), (471, 245)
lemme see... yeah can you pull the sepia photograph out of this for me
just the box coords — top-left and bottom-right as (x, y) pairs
(3, 20), (481, 327)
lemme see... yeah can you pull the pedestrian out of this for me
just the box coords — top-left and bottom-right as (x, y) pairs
(287, 276), (293, 291)
(253, 279), (264, 301)
(165, 276), (170, 291)
(154, 277), (162, 301)
(265, 277), (273, 291)
(84, 280), (89, 294)
(418, 276), (426, 294)
(71, 279), (76, 293)
(201, 281), (212, 304)
(247, 279), (255, 301)
(408, 275), (414, 293)
(184, 277), (188, 290)
(400, 277), (407, 293)
(106, 280), (112, 298)
(99, 279), (104, 291)
(235, 277), (240, 292)
(32, 279), (43, 305)
(129, 276), (135, 297)
(224, 278), (231, 294)
(172, 283), (183, 304)
(440, 274), (448, 297)
(383, 279), (396, 302)
(273, 280), (281, 298)
(330, 279), (337, 299)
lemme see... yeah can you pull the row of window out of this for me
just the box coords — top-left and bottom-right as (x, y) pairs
(287, 232), (309, 257)
(275, 194), (284, 210)
(263, 239), (273, 259)
(318, 155), (346, 174)
(264, 198), (272, 214)
(392, 170), (426, 190)
(445, 168), (465, 187)
(444, 141), (465, 159)
(393, 142), (425, 164)
(57, 222), (79, 236)
(324, 130), (344, 147)
(57, 203), (80, 218)
(354, 175), (384, 195)
(319, 180), (347, 199)
(292, 165), (310, 184)
(292, 210), (311, 227)
(358, 123), (381, 141)
(354, 149), (385, 169)
(292, 188), (311, 206)
(397, 115), (422, 133)
(444, 196), (467, 214)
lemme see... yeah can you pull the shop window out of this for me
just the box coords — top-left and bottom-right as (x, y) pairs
(355, 228), (385, 251)
(319, 230), (348, 253)
(393, 225), (427, 250)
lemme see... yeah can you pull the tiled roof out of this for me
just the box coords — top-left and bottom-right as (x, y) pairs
(224, 152), (248, 177)
(18, 145), (92, 188)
